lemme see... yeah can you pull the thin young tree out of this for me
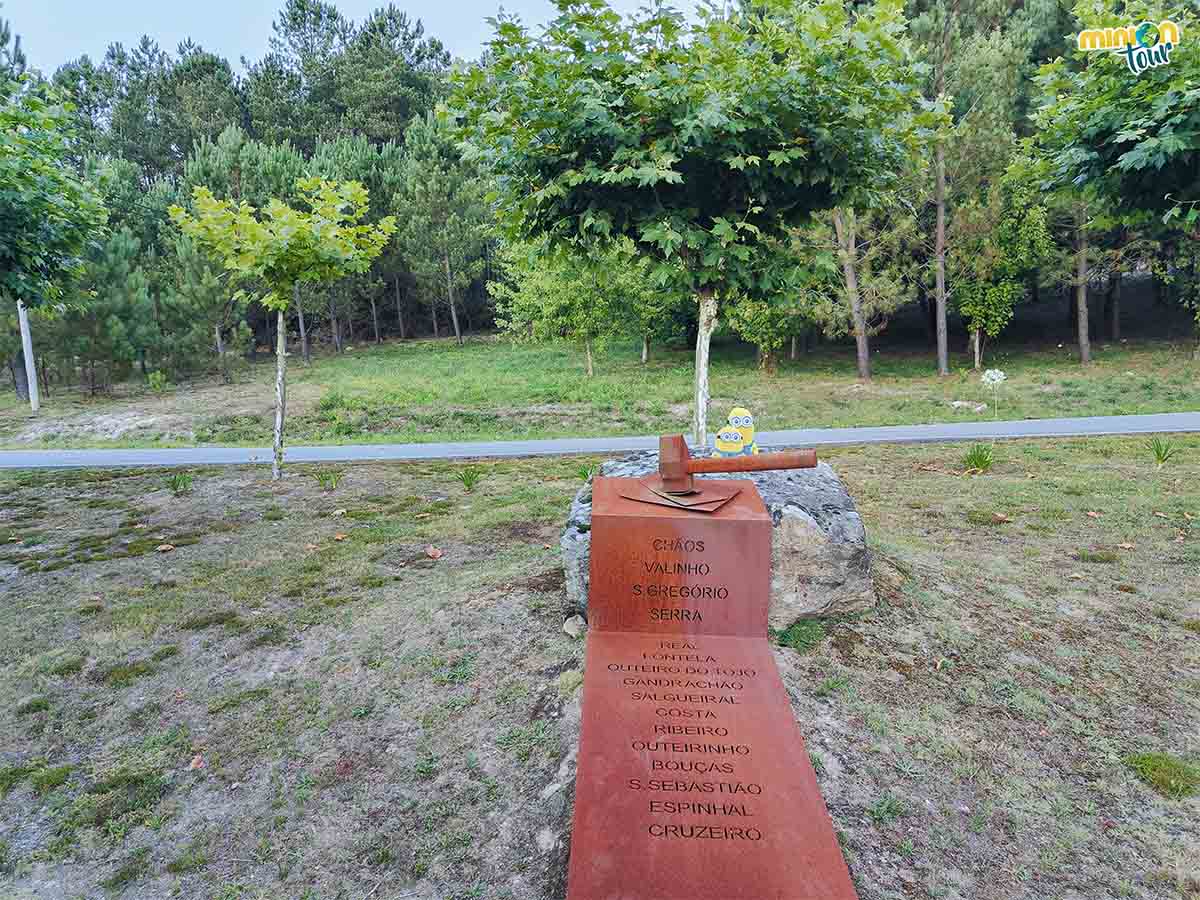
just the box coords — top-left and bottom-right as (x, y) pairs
(170, 178), (395, 478)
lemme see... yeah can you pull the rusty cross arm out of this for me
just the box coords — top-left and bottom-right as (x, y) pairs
(658, 434), (817, 494)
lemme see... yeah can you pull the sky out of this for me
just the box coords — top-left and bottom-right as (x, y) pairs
(5, 0), (676, 76)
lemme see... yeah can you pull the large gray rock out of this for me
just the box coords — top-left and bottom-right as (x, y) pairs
(560, 449), (874, 629)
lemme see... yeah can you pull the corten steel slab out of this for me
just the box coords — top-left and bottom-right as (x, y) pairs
(587, 477), (772, 638)
(566, 631), (858, 900)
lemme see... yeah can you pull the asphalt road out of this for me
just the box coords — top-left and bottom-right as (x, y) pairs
(1, 411), (1197, 469)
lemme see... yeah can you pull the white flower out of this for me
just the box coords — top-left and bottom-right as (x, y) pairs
(981, 369), (1007, 387)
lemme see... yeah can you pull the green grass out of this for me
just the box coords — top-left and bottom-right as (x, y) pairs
(775, 620), (827, 653)
(4, 337), (1200, 449)
(1125, 753), (1200, 799)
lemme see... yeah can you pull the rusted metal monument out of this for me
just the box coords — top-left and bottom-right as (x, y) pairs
(566, 435), (859, 900)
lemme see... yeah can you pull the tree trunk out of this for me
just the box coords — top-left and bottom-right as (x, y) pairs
(585, 339), (595, 377)
(1106, 271), (1122, 341)
(692, 286), (718, 449)
(832, 209), (871, 381)
(394, 278), (406, 339)
(789, 334), (798, 361)
(972, 328), (983, 370)
(431, 299), (439, 338)
(214, 323), (228, 382)
(370, 295), (381, 344)
(272, 308), (287, 481)
(17, 300), (39, 412)
(641, 334), (650, 365)
(1075, 206), (1092, 365)
(295, 285), (310, 366)
(444, 247), (463, 345)
(934, 143), (949, 376)
(9, 350), (29, 402)
(328, 297), (342, 354)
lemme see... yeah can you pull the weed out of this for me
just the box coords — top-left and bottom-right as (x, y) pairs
(1074, 548), (1118, 564)
(1147, 437), (1179, 469)
(166, 839), (209, 874)
(180, 609), (243, 631)
(0, 838), (11, 874)
(263, 505), (286, 521)
(31, 764), (73, 794)
(315, 469), (343, 492)
(208, 686), (272, 714)
(966, 508), (1009, 526)
(776, 620), (827, 653)
(815, 674), (851, 698)
(433, 653), (477, 685)
(165, 472), (194, 496)
(497, 721), (555, 762)
(961, 444), (995, 474)
(455, 465), (485, 492)
(49, 654), (87, 676)
(577, 464), (597, 481)
(867, 793), (908, 825)
(0, 763), (34, 795)
(1125, 752), (1200, 799)
(98, 659), (157, 688)
(15, 696), (49, 715)
(147, 370), (170, 393)
(101, 847), (149, 891)
(1183, 620), (1200, 634)
(414, 753), (440, 779)
(150, 645), (179, 662)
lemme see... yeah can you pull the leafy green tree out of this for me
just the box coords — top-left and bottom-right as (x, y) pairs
(1036, 1), (1200, 354)
(395, 113), (488, 345)
(491, 240), (658, 376)
(451, 0), (922, 444)
(0, 79), (107, 407)
(952, 155), (1052, 367)
(908, 0), (1031, 374)
(170, 178), (395, 478)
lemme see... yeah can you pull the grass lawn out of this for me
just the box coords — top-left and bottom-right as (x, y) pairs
(1, 435), (1197, 898)
(0, 335), (1197, 449)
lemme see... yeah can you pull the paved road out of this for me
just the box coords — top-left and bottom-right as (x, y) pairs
(1, 411), (1197, 470)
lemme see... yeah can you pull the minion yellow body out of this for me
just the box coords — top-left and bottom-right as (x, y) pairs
(712, 428), (745, 459)
(727, 406), (759, 455)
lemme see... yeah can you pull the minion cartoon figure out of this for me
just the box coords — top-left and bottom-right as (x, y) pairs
(727, 406), (759, 455)
(712, 427), (745, 459)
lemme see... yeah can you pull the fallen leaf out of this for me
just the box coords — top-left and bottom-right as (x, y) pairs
(992, 513), (1011, 524)
(156, 543), (175, 553)
(305, 543), (318, 551)
(1067, 573), (1085, 580)
(334, 533), (348, 541)
(1086, 511), (1101, 519)
(415, 513), (430, 520)
(1185, 512), (1194, 521)
(543, 543), (551, 549)
(133, 523), (148, 530)
(425, 545), (444, 560)
(1154, 511), (1170, 519)
(188, 754), (205, 771)
(1175, 533), (1186, 543)
(1117, 542), (1135, 550)
(174, 689), (186, 702)
(332, 509), (347, 518)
